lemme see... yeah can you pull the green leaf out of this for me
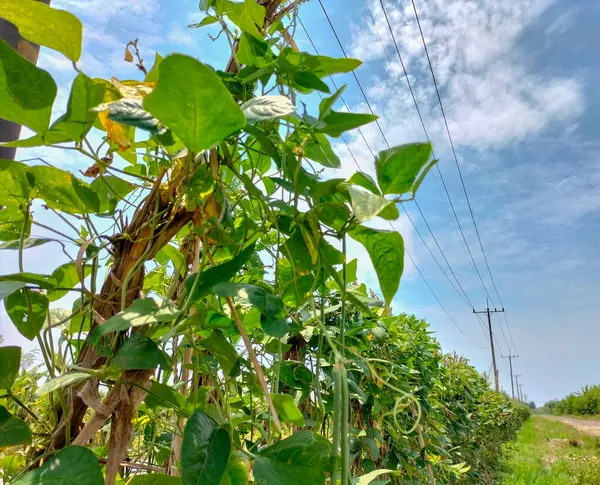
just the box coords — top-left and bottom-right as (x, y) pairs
(352, 470), (399, 485)
(212, 283), (283, 318)
(348, 172), (380, 195)
(144, 381), (189, 413)
(271, 394), (305, 426)
(188, 15), (219, 28)
(34, 372), (90, 398)
(303, 133), (340, 168)
(129, 475), (182, 485)
(145, 52), (163, 83)
(90, 175), (134, 213)
(253, 431), (332, 485)
(0, 281), (27, 300)
(181, 408), (231, 485)
(349, 226), (404, 306)
(347, 185), (398, 223)
(199, 330), (241, 377)
(219, 453), (250, 485)
(47, 262), (91, 302)
(27, 165), (100, 214)
(0, 346), (21, 389)
(225, 0), (265, 39)
(185, 244), (255, 304)
(144, 54), (246, 153)
(6, 288), (49, 340)
(317, 111), (378, 137)
(0, 39), (57, 134)
(319, 85), (346, 119)
(0, 0), (82, 61)
(0, 160), (32, 206)
(0, 272), (56, 289)
(0, 405), (32, 447)
(11, 445), (104, 485)
(0, 237), (52, 250)
(375, 143), (433, 195)
(158, 244), (187, 277)
(237, 33), (273, 68)
(113, 333), (169, 370)
(280, 49), (361, 78)
(49, 74), (106, 142)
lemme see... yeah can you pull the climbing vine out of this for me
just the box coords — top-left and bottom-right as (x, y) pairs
(0, 0), (528, 484)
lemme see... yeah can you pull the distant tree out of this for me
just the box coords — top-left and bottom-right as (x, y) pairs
(527, 401), (536, 410)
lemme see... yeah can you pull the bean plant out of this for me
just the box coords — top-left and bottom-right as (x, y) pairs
(0, 0), (529, 484)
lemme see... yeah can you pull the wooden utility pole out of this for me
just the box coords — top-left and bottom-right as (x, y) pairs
(502, 354), (518, 399)
(473, 304), (505, 392)
(0, 0), (50, 160)
(514, 375), (523, 401)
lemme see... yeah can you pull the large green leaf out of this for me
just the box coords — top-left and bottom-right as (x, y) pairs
(347, 185), (398, 223)
(0, 272), (56, 289)
(144, 381), (190, 414)
(0, 0), (82, 61)
(6, 288), (49, 341)
(46, 74), (106, 143)
(237, 33), (273, 68)
(199, 330), (241, 377)
(0, 160), (33, 206)
(219, 453), (250, 485)
(271, 394), (305, 427)
(92, 298), (179, 343)
(27, 165), (100, 214)
(253, 431), (332, 485)
(349, 226), (404, 306)
(91, 175), (134, 213)
(185, 244), (255, 304)
(375, 143), (434, 195)
(317, 111), (378, 138)
(0, 405), (32, 447)
(280, 49), (361, 78)
(212, 283), (283, 318)
(34, 372), (90, 398)
(47, 262), (92, 302)
(181, 408), (231, 485)
(113, 333), (169, 370)
(0, 346), (21, 389)
(225, 0), (265, 39)
(303, 133), (340, 168)
(11, 446), (103, 485)
(144, 54), (246, 153)
(0, 39), (56, 134)
(0, 281), (26, 301)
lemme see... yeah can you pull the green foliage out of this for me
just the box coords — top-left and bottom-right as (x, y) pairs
(547, 385), (600, 416)
(0, 39), (57, 134)
(0, 2), (528, 485)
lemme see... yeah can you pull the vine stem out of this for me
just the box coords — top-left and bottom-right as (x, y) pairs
(225, 297), (281, 433)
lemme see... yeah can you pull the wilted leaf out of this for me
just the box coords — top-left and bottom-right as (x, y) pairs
(241, 96), (295, 123)
(92, 98), (164, 134)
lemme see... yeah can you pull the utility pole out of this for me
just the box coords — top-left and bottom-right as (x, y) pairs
(519, 384), (525, 403)
(474, 303), (505, 392)
(514, 375), (523, 401)
(0, 0), (51, 160)
(502, 354), (518, 399)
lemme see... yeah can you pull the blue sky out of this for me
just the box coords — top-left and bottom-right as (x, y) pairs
(1, 0), (599, 405)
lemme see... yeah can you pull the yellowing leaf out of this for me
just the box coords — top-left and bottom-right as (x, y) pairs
(111, 78), (155, 99)
(124, 47), (134, 63)
(98, 110), (130, 151)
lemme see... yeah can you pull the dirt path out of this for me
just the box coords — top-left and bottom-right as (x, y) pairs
(543, 415), (600, 437)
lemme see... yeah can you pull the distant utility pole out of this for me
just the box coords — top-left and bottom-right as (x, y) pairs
(502, 354), (519, 399)
(519, 384), (525, 403)
(0, 0), (51, 160)
(514, 375), (523, 401)
(474, 303), (505, 392)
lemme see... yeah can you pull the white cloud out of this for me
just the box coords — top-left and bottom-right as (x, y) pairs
(167, 24), (197, 48)
(346, 0), (584, 149)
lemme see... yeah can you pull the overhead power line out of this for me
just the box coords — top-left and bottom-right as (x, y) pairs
(408, 0), (518, 354)
(299, 12), (487, 349)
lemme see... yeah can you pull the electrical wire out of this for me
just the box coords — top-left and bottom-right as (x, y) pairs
(408, 0), (520, 354)
(298, 14), (487, 350)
